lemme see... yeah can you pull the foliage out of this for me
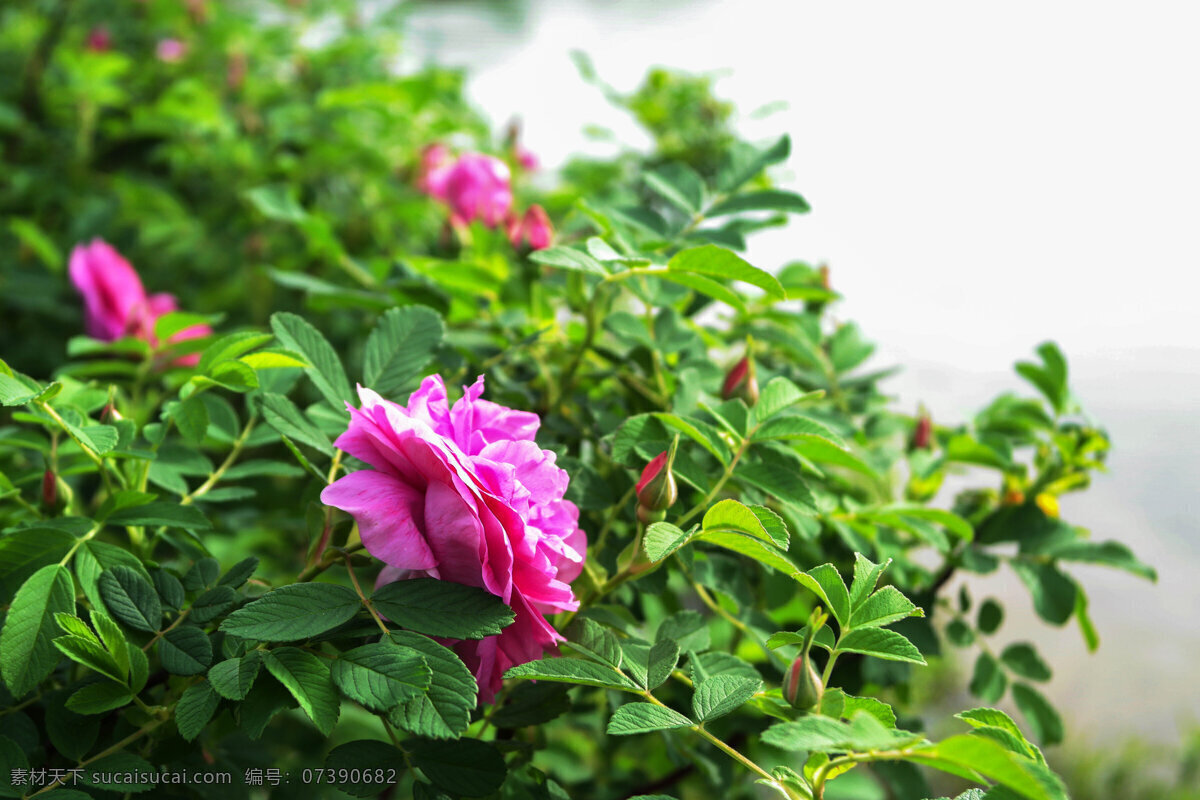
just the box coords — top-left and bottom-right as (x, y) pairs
(0, 2), (1155, 799)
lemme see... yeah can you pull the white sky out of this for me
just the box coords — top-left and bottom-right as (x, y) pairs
(408, 0), (1200, 374)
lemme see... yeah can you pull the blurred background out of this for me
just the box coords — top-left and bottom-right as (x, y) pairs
(404, 0), (1200, 780)
(3, 0), (1197, 794)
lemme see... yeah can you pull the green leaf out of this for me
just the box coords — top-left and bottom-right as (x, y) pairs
(1043, 540), (1156, 581)
(907, 735), (1066, 800)
(270, 312), (354, 411)
(53, 636), (125, 683)
(701, 499), (782, 548)
(693, 530), (832, 605)
(81, 752), (157, 791)
(408, 738), (507, 798)
(363, 306), (445, 397)
(969, 652), (1008, 703)
(1, 565), (75, 697)
(66, 681), (133, 715)
(735, 450), (817, 512)
(504, 657), (640, 692)
(323, 740), (408, 797)
(849, 553), (890, 608)
(955, 707), (1041, 762)
(107, 502), (211, 530)
(643, 522), (692, 563)
(1010, 561), (1076, 626)
(837, 628), (926, 664)
(879, 506), (974, 541)
(708, 189), (810, 216)
(220, 582), (360, 641)
(371, 579), (514, 640)
(565, 618), (623, 670)
(717, 135), (791, 192)
(978, 599), (1004, 635)
(1000, 643), (1051, 682)
(647, 639), (681, 691)
(0, 373), (58, 407)
(158, 626), (212, 675)
(246, 183), (307, 222)
(607, 702), (693, 735)
(219, 557), (259, 589)
(529, 246), (608, 276)
(127, 642), (148, 692)
(850, 586), (922, 629)
(656, 271), (746, 312)
(45, 692), (100, 759)
(753, 415), (845, 448)
(755, 377), (816, 420)
(189, 585), (236, 624)
(761, 716), (858, 752)
(807, 564), (851, 628)
(263, 646), (340, 735)
(209, 653), (262, 701)
(175, 681), (220, 742)
(644, 168), (701, 213)
(842, 693), (898, 728)
(99, 566), (163, 633)
(1011, 684), (1063, 745)
(331, 641), (432, 712)
(259, 392), (334, 455)
(388, 631), (477, 739)
(174, 395), (209, 445)
(658, 611), (711, 653)
(668, 245), (785, 300)
(691, 674), (762, 722)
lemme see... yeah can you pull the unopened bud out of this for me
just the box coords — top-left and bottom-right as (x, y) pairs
(911, 407), (933, 450)
(100, 403), (123, 423)
(722, 355), (759, 406)
(42, 469), (57, 509)
(636, 437), (679, 517)
(783, 609), (827, 711)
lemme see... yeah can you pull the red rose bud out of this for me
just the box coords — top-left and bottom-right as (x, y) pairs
(721, 355), (759, 406)
(636, 436), (679, 522)
(783, 609), (827, 711)
(509, 205), (554, 251)
(912, 407), (933, 450)
(86, 27), (112, 53)
(42, 469), (57, 509)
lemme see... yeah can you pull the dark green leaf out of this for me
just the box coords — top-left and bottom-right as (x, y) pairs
(408, 738), (506, 798)
(175, 681), (220, 742)
(270, 312), (354, 410)
(371, 579), (513, 640)
(388, 632), (477, 739)
(323, 740), (408, 797)
(331, 641), (431, 712)
(364, 306), (444, 397)
(220, 582), (360, 641)
(99, 566), (163, 633)
(691, 674), (761, 722)
(0, 565), (75, 697)
(158, 626), (212, 675)
(263, 646), (340, 735)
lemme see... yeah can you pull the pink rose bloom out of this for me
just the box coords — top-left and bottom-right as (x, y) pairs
(69, 239), (211, 366)
(418, 149), (513, 229)
(156, 38), (187, 63)
(508, 205), (554, 251)
(321, 376), (586, 702)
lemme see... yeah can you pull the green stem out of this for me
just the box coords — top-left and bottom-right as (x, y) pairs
(142, 608), (191, 653)
(676, 439), (749, 528)
(346, 556), (390, 636)
(59, 524), (101, 566)
(182, 416), (257, 505)
(36, 400), (126, 490)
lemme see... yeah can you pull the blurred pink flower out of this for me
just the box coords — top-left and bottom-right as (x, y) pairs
(86, 27), (111, 53)
(321, 376), (586, 703)
(418, 149), (513, 228)
(516, 146), (539, 172)
(156, 38), (187, 63)
(507, 205), (554, 251)
(68, 239), (211, 366)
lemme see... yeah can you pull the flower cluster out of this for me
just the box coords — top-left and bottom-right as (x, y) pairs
(417, 145), (553, 251)
(69, 239), (211, 365)
(321, 376), (586, 701)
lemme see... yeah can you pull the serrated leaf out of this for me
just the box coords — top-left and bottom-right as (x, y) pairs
(504, 657), (640, 691)
(259, 392), (334, 455)
(388, 632), (476, 739)
(849, 553), (890, 608)
(220, 582), (360, 642)
(850, 586), (922, 629)
(66, 681), (133, 715)
(607, 702), (693, 735)
(691, 674), (761, 721)
(708, 189), (811, 216)
(565, 618), (623, 670)
(668, 245), (785, 300)
(99, 566), (163, 633)
(175, 681), (220, 742)
(53, 635), (125, 683)
(1011, 684), (1063, 745)
(643, 522), (691, 562)
(331, 641), (431, 712)
(363, 306), (444, 397)
(189, 585), (236, 624)
(807, 564), (850, 628)
(263, 646), (340, 735)
(371, 579), (513, 640)
(209, 653), (262, 700)
(837, 628), (926, 664)
(1, 565), (75, 697)
(647, 639), (681, 691)
(107, 502), (211, 530)
(270, 312), (353, 411)
(529, 246), (608, 276)
(158, 626), (212, 675)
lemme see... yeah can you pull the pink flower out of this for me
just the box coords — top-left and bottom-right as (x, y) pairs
(86, 27), (111, 53)
(418, 149), (513, 229)
(68, 239), (211, 366)
(516, 146), (539, 172)
(156, 38), (187, 63)
(507, 205), (554, 251)
(321, 376), (586, 702)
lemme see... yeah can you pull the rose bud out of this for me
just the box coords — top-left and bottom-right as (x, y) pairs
(509, 205), (553, 251)
(911, 407), (933, 450)
(636, 436), (679, 524)
(783, 609), (827, 711)
(42, 469), (57, 509)
(86, 27), (112, 53)
(722, 355), (759, 406)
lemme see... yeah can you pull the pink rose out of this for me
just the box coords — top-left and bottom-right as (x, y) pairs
(156, 38), (187, 63)
(321, 376), (586, 702)
(508, 205), (554, 251)
(418, 149), (513, 229)
(68, 239), (211, 366)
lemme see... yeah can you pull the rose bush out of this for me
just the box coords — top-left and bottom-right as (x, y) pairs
(0, 3), (1160, 800)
